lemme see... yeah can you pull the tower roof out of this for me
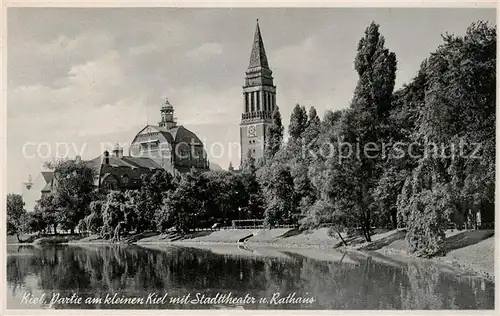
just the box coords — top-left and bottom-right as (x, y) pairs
(161, 97), (174, 111)
(248, 20), (270, 70)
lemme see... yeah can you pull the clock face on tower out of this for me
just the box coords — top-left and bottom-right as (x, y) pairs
(247, 125), (256, 137)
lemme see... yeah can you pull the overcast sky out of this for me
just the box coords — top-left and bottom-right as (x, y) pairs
(7, 7), (496, 193)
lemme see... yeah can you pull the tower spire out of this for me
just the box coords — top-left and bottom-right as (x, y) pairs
(240, 19), (276, 167)
(248, 19), (269, 69)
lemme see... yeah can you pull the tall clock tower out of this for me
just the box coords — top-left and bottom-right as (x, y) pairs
(240, 19), (276, 167)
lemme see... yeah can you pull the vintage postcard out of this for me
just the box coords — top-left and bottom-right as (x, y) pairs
(2, 1), (497, 314)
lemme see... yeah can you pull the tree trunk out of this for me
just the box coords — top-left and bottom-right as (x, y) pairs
(361, 226), (369, 243)
(70, 227), (75, 235)
(339, 252), (347, 264)
(460, 201), (468, 229)
(337, 232), (348, 246)
(471, 205), (478, 230)
(364, 212), (372, 242)
(366, 230), (371, 242)
(16, 233), (21, 243)
(390, 210), (397, 230)
(53, 224), (57, 235)
(361, 183), (372, 242)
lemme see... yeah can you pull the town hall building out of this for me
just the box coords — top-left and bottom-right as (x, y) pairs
(239, 20), (277, 167)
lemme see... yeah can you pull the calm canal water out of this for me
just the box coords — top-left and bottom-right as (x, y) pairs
(6, 244), (494, 309)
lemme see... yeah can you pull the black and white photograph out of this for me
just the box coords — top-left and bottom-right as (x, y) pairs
(2, 1), (497, 312)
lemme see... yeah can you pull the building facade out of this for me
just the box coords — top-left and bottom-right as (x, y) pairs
(240, 20), (277, 167)
(23, 152), (164, 202)
(129, 98), (210, 175)
(86, 149), (164, 192)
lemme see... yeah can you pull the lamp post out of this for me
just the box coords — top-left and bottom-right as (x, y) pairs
(237, 206), (242, 229)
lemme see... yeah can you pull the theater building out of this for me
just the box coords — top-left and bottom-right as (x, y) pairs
(129, 98), (210, 175)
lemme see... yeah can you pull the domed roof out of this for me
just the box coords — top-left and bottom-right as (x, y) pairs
(168, 125), (203, 145)
(131, 124), (203, 146)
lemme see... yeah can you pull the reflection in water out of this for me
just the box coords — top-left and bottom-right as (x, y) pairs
(6, 244), (494, 309)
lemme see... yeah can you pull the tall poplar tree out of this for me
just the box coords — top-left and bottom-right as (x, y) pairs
(320, 22), (397, 242)
(265, 106), (284, 160)
(288, 103), (308, 141)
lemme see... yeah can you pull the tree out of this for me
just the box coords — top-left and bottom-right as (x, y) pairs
(373, 65), (427, 229)
(241, 149), (256, 174)
(34, 194), (60, 234)
(397, 160), (454, 257)
(137, 170), (176, 232)
(7, 194), (29, 242)
(288, 103), (308, 141)
(290, 160), (316, 224)
(157, 171), (208, 234)
(241, 150), (265, 219)
(81, 199), (105, 234)
(28, 209), (48, 235)
(100, 190), (139, 240)
(204, 170), (247, 223)
(353, 22), (397, 117)
(228, 161), (235, 172)
(258, 161), (296, 227)
(372, 167), (410, 229)
(303, 107), (321, 144)
(265, 106), (284, 160)
(286, 108), (319, 225)
(302, 106), (322, 163)
(396, 21), (496, 255)
(315, 22), (397, 242)
(304, 109), (344, 229)
(45, 159), (97, 234)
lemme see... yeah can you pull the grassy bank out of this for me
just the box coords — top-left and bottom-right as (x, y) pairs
(8, 227), (494, 280)
(348, 229), (495, 279)
(138, 227), (495, 279)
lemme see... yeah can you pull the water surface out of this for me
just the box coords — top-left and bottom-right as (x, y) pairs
(6, 244), (494, 309)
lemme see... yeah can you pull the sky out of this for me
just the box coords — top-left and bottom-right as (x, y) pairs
(6, 7), (496, 193)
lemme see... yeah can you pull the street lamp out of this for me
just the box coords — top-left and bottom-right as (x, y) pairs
(237, 206), (242, 229)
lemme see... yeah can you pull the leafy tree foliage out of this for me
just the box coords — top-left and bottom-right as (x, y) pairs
(33, 194), (60, 234)
(204, 170), (247, 222)
(7, 194), (29, 241)
(16, 21), (494, 257)
(136, 170), (176, 232)
(45, 159), (97, 233)
(288, 103), (308, 141)
(312, 22), (398, 242)
(101, 190), (139, 240)
(302, 107), (322, 154)
(258, 161), (296, 227)
(82, 199), (105, 234)
(157, 171), (208, 233)
(265, 106), (284, 160)
(396, 22), (496, 255)
(241, 150), (265, 219)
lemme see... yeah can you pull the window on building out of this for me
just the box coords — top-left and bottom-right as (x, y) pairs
(140, 141), (159, 153)
(121, 175), (129, 185)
